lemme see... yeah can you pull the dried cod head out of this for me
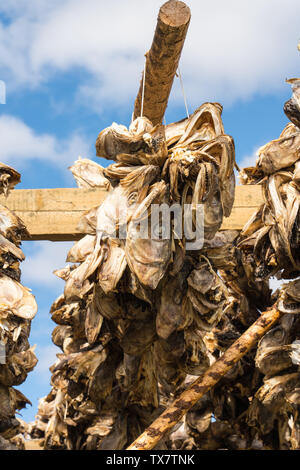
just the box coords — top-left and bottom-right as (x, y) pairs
(69, 157), (111, 190)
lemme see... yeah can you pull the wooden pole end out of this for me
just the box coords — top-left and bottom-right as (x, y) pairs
(159, 1), (191, 28)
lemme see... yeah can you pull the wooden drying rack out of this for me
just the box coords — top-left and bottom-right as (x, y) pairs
(0, 185), (262, 241)
(3, 2), (262, 243)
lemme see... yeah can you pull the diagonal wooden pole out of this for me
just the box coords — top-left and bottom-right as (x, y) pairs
(133, 0), (191, 125)
(127, 307), (283, 450)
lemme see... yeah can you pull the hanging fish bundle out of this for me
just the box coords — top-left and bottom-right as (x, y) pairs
(0, 163), (38, 449)
(239, 82), (300, 281)
(30, 103), (236, 450)
(164, 229), (267, 450)
(171, 82), (300, 450)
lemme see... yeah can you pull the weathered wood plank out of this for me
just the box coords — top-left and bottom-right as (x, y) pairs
(0, 188), (107, 241)
(0, 186), (263, 241)
(0, 188), (107, 212)
(221, 185), (264, 230)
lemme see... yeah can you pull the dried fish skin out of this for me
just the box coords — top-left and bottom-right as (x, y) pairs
(178, 328), (210, 375)
(0, 347), (38, 386)
(257, 124), (300, 174)
(0, 163), (21, 195)
(203, 230), (239, 271)
(255, 344), (298, 377)
(187, 261), (226, 331)
(52, 325), (73, 351)
(120, 317), (156, 356)
(64, 235), (104, 301)
(77, 207), (98, 235)
(284, 78), (300, 130)
(97, 239), (127, 294)
(96, 117), (167, 165)
(278, 279), (300, 314)
(88, 347), (121, 405)
(97, 415), (128, 450)
(69, 158), (111, 190)
(127, 348), (159, 409)
(66, 235), (96, 263)
(0, 205), (29, 243)
(50, 297), (80, 326)
(247, 373), (300, 436)
(0, 275), (37, 320)
(156, 276), (192, 340)
(96, 186), (130, 238)
(199, 135), (235, 216)
(167, 103), (225, 148)
(125, 226), (171, 289)
(125, 182), (171, 289)
(119, 164), (160, 194)
(0, 384), (20, 437)
(96, 119), (151, 160)
(94, 287), (124, 321)
(239, 166), (265, 185)
(85, 294), (104, 345)
(0, 234), (24, 262)
(154, 338), (186, 393)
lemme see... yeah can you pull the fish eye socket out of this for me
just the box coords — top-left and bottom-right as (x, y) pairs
(278, 137), (294, 148)
(128, 192), (138, 205)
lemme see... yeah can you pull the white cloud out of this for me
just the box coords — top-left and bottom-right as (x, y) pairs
(32, 344), (60, 383)
(1, 0), (300, 111)
(0, 114), (90, 168)
(21, 240), (73, 289)
(238, 149), (259, 170)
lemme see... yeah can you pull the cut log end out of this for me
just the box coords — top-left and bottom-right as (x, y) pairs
(160, 0), (191, 28)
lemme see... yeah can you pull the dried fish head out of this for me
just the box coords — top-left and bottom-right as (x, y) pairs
(66, 235), (96, 263)
(69, 158), (111, 190)
(257, 124), (300, 174)
(156, 276), (192, 340)
(187, 261), (226, 331)
(0, 275), (37, 320)
(168, 103), (224, 148)
(119, 164), (160, 195)
(96, 117), (167, 166)
(120, 317), (156, 356)
(278, 279), (300, 313)
(255, 344), (298, 377)
(98, 239), (127, 294)
(96, 186), (129, 238)
(0, 205), (28, 243)
(129, 117), (153, 135)
(179, 328), (210, 375)
(0, 163), (20, 195)
(84, 292), (104, 345)
(64, 233), (105, 300)
(284, 78), (300, 130)
(125, 181), (171, 289)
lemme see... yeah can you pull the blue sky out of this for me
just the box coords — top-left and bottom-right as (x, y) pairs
(0, 0), (299, 422)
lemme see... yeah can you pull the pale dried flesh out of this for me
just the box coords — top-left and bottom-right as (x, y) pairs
(0, 164), (38, 447)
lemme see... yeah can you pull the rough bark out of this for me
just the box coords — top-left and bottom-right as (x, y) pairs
(133, 0), (191, 125)
(127, 307), (283, 450)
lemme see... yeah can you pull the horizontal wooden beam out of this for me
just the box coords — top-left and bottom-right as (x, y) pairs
(0, 186), (263, 241)
(221, 184), (263, 230)
(0, 188), (108, 241)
